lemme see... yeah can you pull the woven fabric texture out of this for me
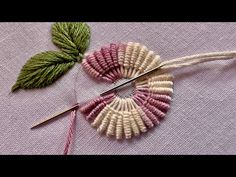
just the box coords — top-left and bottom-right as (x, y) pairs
(0, 22), (235, 154)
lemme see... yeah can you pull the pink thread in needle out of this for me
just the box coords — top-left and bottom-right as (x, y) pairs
(64, 110), (77, 155)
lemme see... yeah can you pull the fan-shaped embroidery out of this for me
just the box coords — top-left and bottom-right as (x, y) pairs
(80, 42), (174, 140)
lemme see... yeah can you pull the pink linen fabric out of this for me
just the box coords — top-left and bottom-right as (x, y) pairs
(0, 22), (235, 154)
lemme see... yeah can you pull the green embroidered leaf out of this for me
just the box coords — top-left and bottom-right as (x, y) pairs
(52, 22), (91, 59)
(12, 51), (76, 92)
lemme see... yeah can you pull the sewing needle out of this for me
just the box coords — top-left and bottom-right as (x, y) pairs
(31, 103), (79, 129)
(31, 64), (163, 129)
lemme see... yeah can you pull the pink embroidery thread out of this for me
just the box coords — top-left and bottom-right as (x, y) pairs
(64, 110), (77, 155)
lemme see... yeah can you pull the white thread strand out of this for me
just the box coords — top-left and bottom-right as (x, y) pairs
(161, 51), (236, 70)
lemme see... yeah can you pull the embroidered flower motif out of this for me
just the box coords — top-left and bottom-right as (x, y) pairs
(80, 42), (174, 140)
